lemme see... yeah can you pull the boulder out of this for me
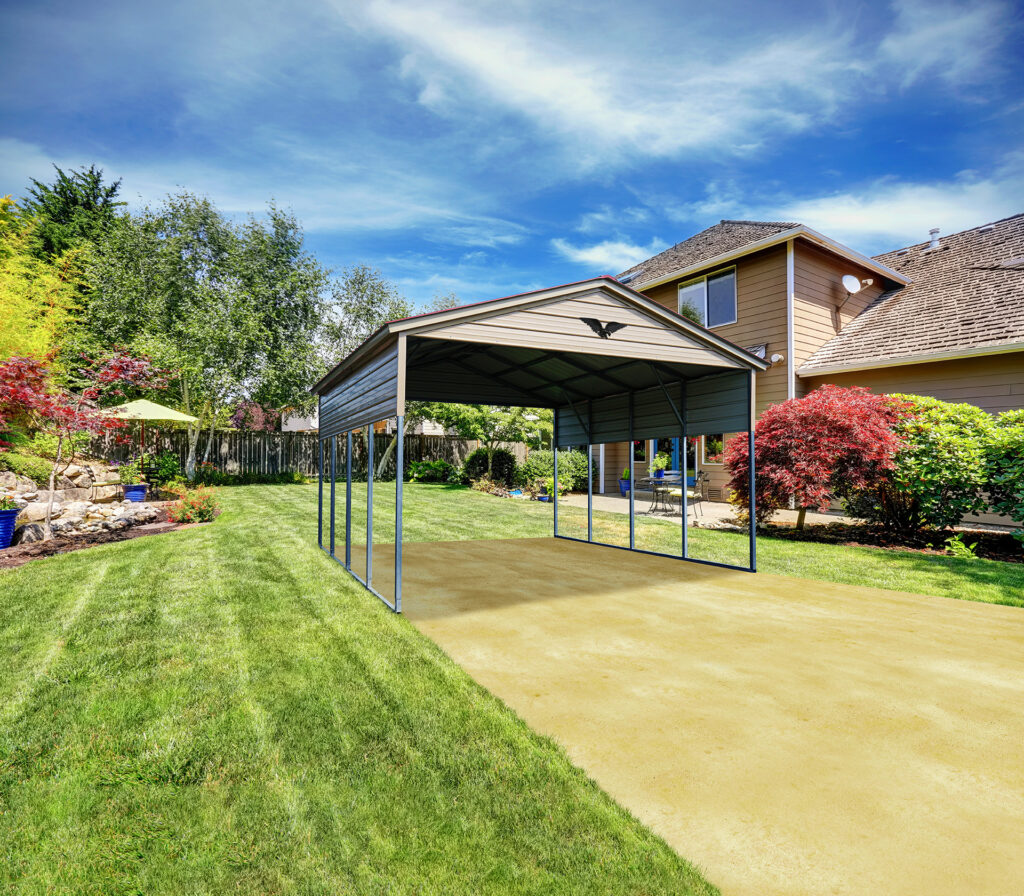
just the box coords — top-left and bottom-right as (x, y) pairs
(92, 485), (120, 503)
(72, 472), (94, 488)
(59, 487), (92, 502)
(62, 500), (92, 518)
(0, 472), (37, 494)
(64, 463), (85, 477)
(20, 502), (51, 523)
(12, 522), (46, 545)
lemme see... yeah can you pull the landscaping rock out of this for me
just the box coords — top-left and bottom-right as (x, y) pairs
(72, 472), (94, 488)
(12, 523), (45, 545)
(60, 487), (92, 502)
(0, 472), (37, 494)
(62, 500), (92, 518)
(20, 502), (51, 523)
(92, 485), (119, 503)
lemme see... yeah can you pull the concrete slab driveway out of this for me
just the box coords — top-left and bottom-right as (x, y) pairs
(397, 537), (1024, 896)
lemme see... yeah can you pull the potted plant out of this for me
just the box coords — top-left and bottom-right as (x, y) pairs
(119, 459), (148, 503)
(619, 465), (631, 497)
(0, 495), (20, 550)
(650, 452), (671, 479)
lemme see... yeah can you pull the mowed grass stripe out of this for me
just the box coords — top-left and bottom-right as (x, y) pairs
(1, 485), (717, 895)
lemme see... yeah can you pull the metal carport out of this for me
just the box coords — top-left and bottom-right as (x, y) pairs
(311, 276), (769, 612)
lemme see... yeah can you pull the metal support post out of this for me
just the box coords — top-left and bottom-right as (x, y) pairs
(395, 416), (404, 613)
(345, 431), (352, 568)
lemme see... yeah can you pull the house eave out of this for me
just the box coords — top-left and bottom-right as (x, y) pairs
(630, 226), (911, 292)
(797, 340), (1024, 377)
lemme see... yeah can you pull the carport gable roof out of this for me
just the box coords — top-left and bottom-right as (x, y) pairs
(312, 276), (768, 397)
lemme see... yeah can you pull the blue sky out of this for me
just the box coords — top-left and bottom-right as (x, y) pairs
(2, 0), (1022, 307)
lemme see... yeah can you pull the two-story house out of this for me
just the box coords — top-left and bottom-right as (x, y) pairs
(592, 213), (1024, 500)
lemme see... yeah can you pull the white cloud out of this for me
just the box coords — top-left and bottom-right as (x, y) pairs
(651, 153), (1024, 254)
(775, 160), (1024, 250)
(0, 135), (526, 244)
(576, 205), (651, 234)
(880, 0), (1008, 88)
(551, 237), (668, 272)
(357, 0), (1010, 166)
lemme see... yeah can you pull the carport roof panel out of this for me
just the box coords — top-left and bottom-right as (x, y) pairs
(312, 277), (768, 397)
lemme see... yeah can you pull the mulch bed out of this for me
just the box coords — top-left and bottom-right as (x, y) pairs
(761, 521), (1023, 564)
(0, 511), (209, 571)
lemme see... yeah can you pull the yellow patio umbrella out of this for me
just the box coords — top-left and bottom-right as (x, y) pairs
(106, 399), (198, 460)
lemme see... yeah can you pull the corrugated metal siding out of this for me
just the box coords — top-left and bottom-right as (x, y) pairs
(555, 370), (749, 446)
(319, 343), (400, 437)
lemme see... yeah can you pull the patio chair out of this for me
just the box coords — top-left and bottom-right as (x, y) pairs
(686, 471), (709, 517)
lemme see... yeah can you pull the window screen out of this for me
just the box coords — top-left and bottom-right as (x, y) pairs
(678, 279), (706, 326)
(706, 270), (737, 327)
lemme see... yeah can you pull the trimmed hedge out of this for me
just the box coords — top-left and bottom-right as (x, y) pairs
(843, 394), (993, 531)
(519, 449), (590, 492)
(986, 409), (1024, 544)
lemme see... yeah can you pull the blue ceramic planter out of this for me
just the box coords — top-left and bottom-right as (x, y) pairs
(0, 508), (20, 549)
(618, 479), (630, 497)
(655, 469), (665, 479)
(123, 484), (148, 503)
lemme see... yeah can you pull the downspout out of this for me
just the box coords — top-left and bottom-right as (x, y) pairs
(786, 239), (796, 400)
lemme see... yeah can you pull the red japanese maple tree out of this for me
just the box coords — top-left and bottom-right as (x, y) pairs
(0, 352), (165, 536)
(724, 385), (905, 528)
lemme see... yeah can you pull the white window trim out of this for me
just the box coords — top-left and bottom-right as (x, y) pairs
(702, 434), (725, 466)
(678, 266), (738, 329)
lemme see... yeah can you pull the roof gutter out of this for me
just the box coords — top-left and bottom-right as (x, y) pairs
(797, 340), (1024, 377)
(632, 226), (910, 292)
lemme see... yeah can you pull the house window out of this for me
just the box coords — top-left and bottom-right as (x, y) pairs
(702, 434), (724, 465)
(678, 268), (737, 328)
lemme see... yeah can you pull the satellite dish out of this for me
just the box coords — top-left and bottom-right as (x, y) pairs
(842, 274), (862, 293)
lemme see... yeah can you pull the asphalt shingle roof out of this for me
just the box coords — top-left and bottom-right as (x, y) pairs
(618, 219), (799, 286)
(800, 213), (1024, 373)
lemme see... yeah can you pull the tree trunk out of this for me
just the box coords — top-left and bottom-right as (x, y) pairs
(43, 433), (64, 541)
(376, 434), (398, 479)
(202, 410), (217, 463)
(795, 506), (807, 531)
(182, 381), (200, 480)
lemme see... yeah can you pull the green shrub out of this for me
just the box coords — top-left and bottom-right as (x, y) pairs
(0, 450), (53, 485)
(168, 485), (220, 523)
(519, 449), (590, 491)
(985, 409), (1024, 546)
(118, 458), (143, 485)
(461, 447), (518, 488)
(407, 459), (459, 483)
(148, 450), (181, 484)
(192, 462), (308, 486)
(27, 430), (91, 460)
(843, 394), (993, 531)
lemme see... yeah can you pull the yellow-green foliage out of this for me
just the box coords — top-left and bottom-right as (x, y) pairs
(0, 196), (83, 361)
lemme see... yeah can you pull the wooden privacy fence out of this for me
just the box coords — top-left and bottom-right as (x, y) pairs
(90, 429), (526, 478)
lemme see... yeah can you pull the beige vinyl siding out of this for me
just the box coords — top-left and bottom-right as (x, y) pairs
(792, 241), (885, 392)
(642, 245), (788, 416)
(802, 351), (1024, 415)
(640, 247), (787, 500)
(414, 291), (742, 367)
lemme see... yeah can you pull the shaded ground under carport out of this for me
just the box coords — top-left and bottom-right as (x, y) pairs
(359, 537), (1024, 896)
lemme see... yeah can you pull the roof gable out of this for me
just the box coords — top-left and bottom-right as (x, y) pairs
(800, 213), (1024, 374)
(619, 220), (799, 287)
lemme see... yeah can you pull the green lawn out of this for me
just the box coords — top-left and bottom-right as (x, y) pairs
(1, 484), (716, 896)
(2, 484), (1021, 895)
